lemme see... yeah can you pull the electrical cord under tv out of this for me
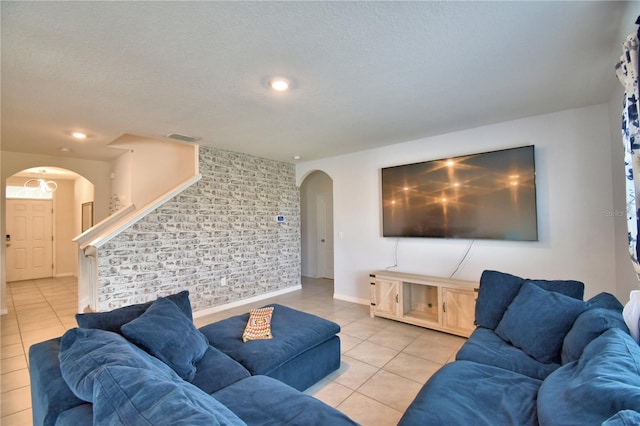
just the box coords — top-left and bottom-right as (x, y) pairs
(449, 240), (475, 279)
(385, 239), (400, 270)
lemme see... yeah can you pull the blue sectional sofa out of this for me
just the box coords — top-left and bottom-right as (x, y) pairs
(400, 270), (640, 425)
(29, 292), (356, 426)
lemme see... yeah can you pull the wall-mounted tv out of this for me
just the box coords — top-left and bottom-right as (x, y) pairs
(381, 145), (538, 241)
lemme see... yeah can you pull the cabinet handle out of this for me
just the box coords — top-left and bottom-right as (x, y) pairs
(395, 294), (399, 303)
(442, 302), (446, 313)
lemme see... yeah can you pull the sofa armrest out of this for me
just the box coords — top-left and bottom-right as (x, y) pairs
(29, 338), (87, 426)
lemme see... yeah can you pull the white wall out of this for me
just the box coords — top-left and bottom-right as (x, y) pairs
(110, 151), (133, 212)
(297, 104), (618, 303)
(109, 137), (197, 209)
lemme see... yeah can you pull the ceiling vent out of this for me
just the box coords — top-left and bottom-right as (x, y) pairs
(165, 133), (201, 143)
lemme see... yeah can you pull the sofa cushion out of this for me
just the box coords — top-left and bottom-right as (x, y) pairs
(602, 410), (640, 425)
(588, 292), (624, 311)
(92, 365), (245, 426)
(456, 327), (560, 380)
(495, 282), (586, 364)
(199, 304), (340, 376)
(121, 297), (208, 382)
(212, 375), (357, 425)
(398, 360), (542, 426)
(58, 328), (173, 402)
(561, 307), (629, 364)
(538, 328), (640, 425)
(54, 404), (93, 426)
(29, 338), (88, 426)
(75, 290), (192, 333)
(475, 270), (584, 330)
(191, 346), (251, 394)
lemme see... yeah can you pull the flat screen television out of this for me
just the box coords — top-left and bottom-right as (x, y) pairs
(381, 145), (538, 241)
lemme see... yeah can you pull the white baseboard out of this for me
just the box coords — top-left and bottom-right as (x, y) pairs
(333, 293), (370, 306)
(193, 285), (302, 319)
(78, 296), (91, 314)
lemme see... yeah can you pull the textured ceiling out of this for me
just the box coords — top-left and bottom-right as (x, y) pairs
(1, 1), (636, 163)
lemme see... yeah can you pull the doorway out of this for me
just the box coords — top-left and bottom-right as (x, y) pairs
(6, 199), (53, 281)
(5, 167), (91, 283)
(316, 193), (334, 279)
(2, 165), (98, 317)
(300, 171), (334, 282)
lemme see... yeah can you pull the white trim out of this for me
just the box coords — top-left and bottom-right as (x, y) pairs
(77, 174), (202, 249)
(193, 285), (302, 319)
(333, 293), (369, 306)
(78, 296), (91, 314)
(73, 204), (135, 246)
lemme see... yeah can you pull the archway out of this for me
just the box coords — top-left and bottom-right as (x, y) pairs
(300, 171), (334, 284)
(2, 166), (94, 314)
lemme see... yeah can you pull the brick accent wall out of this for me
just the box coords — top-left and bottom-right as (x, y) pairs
(96, 146), (301, 312)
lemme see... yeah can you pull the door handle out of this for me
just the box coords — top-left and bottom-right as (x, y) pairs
(321, 239), (325, 242)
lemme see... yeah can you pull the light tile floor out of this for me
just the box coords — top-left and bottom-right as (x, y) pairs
(2, 276), (79, 425)
(1, 276), (465, 426)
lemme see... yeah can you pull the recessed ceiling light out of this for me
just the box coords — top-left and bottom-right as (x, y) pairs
(59, 147), (72, 152)
(72, 132), (87, 139)
(270, 78), (290, 92)
(292, 155), (301, 160)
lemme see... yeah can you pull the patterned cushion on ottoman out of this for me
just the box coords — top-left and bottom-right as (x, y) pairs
(243, 307), (274, 342)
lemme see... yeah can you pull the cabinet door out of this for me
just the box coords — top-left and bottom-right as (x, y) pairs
(372, 279), (400, 317)
(442, 287), (476, 337)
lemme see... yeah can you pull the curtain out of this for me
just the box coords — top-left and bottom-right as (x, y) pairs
(616, 19), (640, 276)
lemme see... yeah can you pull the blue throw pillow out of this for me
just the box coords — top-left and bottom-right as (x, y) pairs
(495, 282), (587, 364)
(75, 290), (192, 333)
(561, 307), (629, 364)
(92, 366), (245, 426)
(58, 327), (173, 402)
(121, 297), (208, 382)
(587, 292), (624, 311)
(475, 270), (584, 330)
(538, 328), (640, 425)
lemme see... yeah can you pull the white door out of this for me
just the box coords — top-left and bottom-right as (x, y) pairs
(6, 199), (53, 281)
(316, 193), (334, 279)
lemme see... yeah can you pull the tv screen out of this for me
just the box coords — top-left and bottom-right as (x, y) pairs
(381, 145), (538, 241)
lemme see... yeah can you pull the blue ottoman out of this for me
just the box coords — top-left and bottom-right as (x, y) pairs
(199, 304), (341, 391)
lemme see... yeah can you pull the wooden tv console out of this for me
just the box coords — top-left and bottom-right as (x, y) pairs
(369, 271), (479, 337)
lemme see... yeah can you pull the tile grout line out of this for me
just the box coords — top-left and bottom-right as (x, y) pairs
(343, 329), (429, 414)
